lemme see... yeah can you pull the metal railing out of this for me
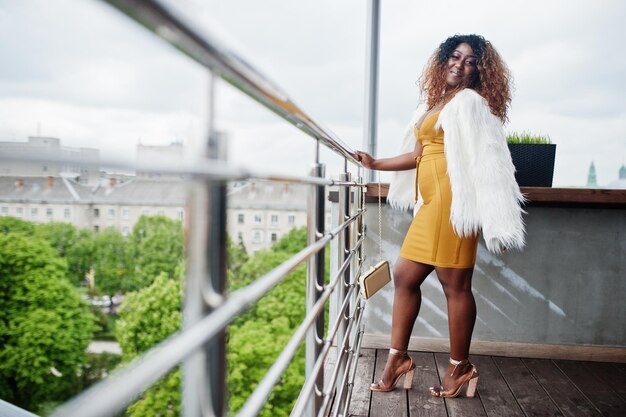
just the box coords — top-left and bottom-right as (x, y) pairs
(4, 1), (374, 416)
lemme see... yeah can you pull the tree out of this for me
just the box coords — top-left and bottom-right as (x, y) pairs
(113, 228), (309, 417)
(64, 227), (136, 293)
(32, 221), (82, 259)
(227, 245), (307, 417)
(130, 215), (184, 288)
(0, 233), (95, 412)
(0, 216), (35, 236)
(116, 273), (183, 417)
(90, 228), (134, 293)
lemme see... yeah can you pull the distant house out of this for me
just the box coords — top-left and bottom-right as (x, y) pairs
(0, 137), (327, 251)
(0, 136), (100, 184)
(0, 176), (185, 236)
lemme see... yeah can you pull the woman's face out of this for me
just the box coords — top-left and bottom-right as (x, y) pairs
(445, 42), (478, 88)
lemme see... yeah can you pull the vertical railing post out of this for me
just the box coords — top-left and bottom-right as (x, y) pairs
(363, 0), (381, 182)
(306, 153), (326, 417)
(183, 73), (226, 417)
(334, 169), (352, 414)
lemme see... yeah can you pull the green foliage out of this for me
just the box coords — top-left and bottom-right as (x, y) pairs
(227, 234), (249, 275)
(270, 227), (308, 253)
(91, 306), (118, 341)
(506, 131), (552, 144)
(64, 227), (136, 293)
(111, 227), (309, 417)
(78, 353), (123, 390)
(0, 216), (36, 235)
(131, 216), (184, 288)
(32, 222), (82, 259)
(116, 273), (183, 417)
(0, 233), (95, 412)
(227, 227), (308, 416)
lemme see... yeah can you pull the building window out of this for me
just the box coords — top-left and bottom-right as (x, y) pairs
(271, 232), (278, 242)
(177, 209), (184, 220)
(1, 207), (7, 216)
(16, 207), (23, 218)
(288, 214), (295, 226)
(254, 214), (262, 224)
(158, 210), (165, 216)
(271, 214), (278, 225)
(237, 231), (243, 241)
(64, 208), (71, 219)
(31, 208), (38, 217)
(142, 208), (150, 216)
(122, 226), (130, 236)
(94, 208), (100, 218)
(122, 209), (130, 219)
(108, 208), (115, 219)
(253, 231), (262, 243)
(94, 225), (100, 233)
(46, 208), (53, 218)
(238, 213), (245, 224)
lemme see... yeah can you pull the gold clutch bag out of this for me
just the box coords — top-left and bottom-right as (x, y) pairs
(359, 260), (390, 299)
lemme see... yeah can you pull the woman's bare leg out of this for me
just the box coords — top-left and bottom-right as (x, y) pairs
(434, 266), (476, 391)
(374, 257), (434, 387)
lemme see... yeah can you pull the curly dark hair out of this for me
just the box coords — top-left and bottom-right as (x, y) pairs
(419, 34), (513, 122)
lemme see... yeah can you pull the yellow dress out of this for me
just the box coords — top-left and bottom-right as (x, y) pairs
(399, 111), (479, 268)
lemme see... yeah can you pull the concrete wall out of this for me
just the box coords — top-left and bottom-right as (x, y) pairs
(332, 201), (626, 348)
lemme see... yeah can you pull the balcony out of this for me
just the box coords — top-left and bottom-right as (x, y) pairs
(329, 185), (626, 417)
(2, 1), (625, 416)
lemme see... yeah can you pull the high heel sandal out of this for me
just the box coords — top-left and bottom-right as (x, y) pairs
(429, 358), (479, 398)
(370, 348), (416, 392)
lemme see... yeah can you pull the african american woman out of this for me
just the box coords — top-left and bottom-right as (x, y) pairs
(356, 34), (525, 398)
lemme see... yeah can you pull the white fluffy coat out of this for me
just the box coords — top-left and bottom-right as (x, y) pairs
(387, 89), (526, 254)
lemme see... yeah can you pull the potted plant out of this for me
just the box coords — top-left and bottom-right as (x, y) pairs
(506, 132), (556, 187)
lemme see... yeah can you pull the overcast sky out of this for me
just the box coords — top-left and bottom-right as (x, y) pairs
(1, 0), (624, 187)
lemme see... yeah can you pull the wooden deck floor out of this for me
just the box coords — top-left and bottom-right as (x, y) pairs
(347, 348), (626, 417)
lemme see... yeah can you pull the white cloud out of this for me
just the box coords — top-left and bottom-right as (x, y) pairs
(1, 0), (624, 187)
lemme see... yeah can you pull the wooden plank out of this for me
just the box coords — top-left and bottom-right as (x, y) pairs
(347, 348), (375, 417)
(555, 360), (626, 417)
(471, 356), (524, 417)
(582, 361), (626, 401)
(363, 183), (626, 207)
(613, 362), (626, 375)
(433, 353), (486, 417)
(362, 334), (626, 363)
(407, 352), (447, 417)
(323, 347), (338, 417)
(520, 187), (626, 205)
(523, 358), (600, 417)
(369, 349), (408, 417)
(493, 356), (562, 417)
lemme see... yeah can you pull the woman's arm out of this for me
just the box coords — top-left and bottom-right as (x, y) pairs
(356, 140), (423, 171)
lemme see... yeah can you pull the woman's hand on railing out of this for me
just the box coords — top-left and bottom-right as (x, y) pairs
(355, 151), (376, 169)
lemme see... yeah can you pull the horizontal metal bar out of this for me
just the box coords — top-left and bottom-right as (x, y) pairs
(340, 304), (365, 417)
(332, 300), (364, 417)
(331, 181), (367, 188)
(290, 284), (357, 417)
(50, 232), (335, 417)
(317, 290), (357, 417)
(0, 400), (41, 417)
(103, 0), (360, 164)
(0, 150), (333, 186)
(239, 239), (362, 417)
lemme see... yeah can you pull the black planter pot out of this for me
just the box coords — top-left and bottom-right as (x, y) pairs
(507, 143), (557, 187)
